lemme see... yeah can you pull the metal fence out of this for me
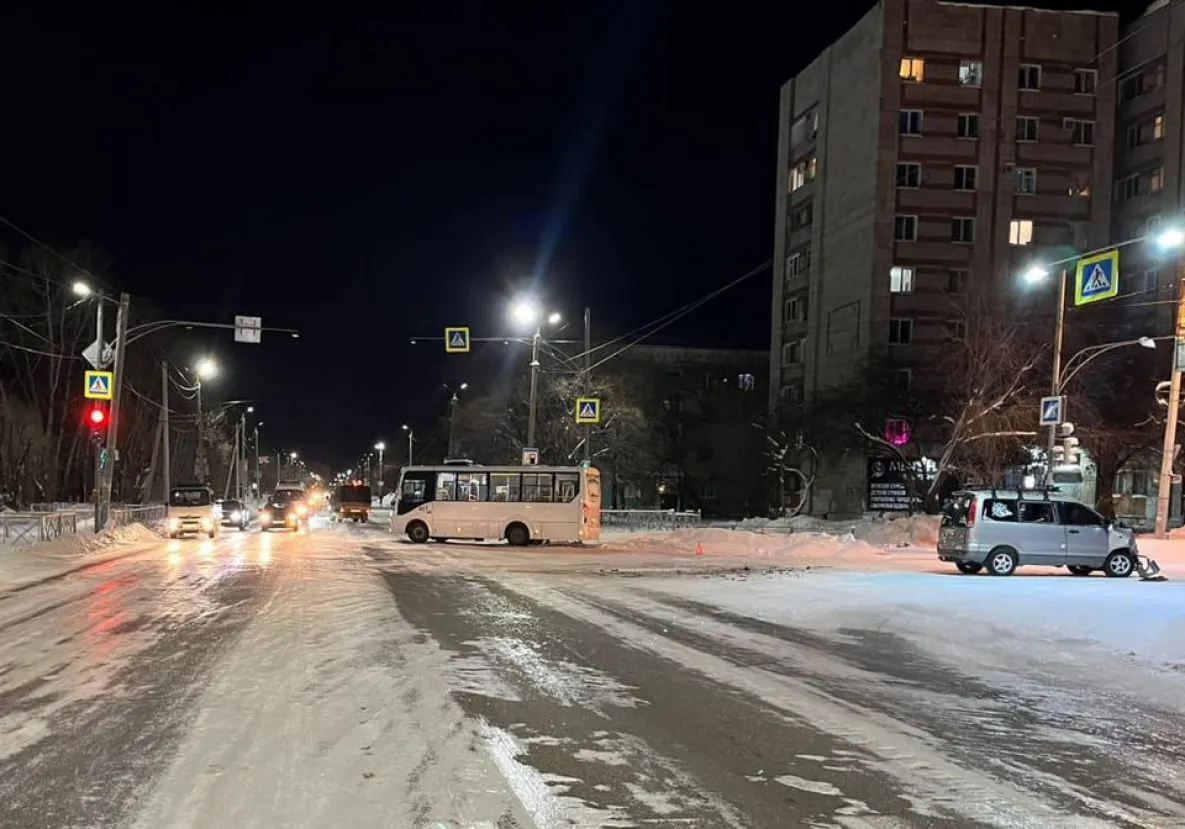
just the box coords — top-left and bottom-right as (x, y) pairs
(600, 509), (702, 531)
(0, 511), (79, 547)
(110, 505), (167, 529)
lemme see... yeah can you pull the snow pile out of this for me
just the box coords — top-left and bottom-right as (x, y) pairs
(717, 513), (939, 548)
(606, 526), (890, 564)
(24, 523), (161, 560)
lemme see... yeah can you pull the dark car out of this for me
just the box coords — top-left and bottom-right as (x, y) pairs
(216, 499), (250, 531)
(259, 489), (308, 532)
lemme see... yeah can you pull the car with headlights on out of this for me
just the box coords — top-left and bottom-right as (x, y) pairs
(215, 499), (250, 531)
(259, 489), (309, 532)
(167, 484), (218, 539)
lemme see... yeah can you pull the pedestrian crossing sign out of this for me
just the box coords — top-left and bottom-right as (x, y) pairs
(444, 327), (470, 353)
(1074, 249), (1119, 306)
(84, 370), (114, 400)
(575, 397), (601, 424)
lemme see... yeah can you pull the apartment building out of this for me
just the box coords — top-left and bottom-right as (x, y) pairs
(1113, 0), (1185, 333)
(768, 0), (1118, 514)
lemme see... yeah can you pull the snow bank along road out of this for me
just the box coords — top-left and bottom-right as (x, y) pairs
(3, 519), (1185, 828)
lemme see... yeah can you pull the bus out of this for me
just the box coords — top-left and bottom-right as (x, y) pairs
(390, 463), (601, 545)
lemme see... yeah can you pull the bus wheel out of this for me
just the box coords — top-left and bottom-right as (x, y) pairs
(505, 522), (530, 547)
(406, 521), (430, 544)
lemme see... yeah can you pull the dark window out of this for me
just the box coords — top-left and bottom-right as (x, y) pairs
(170, 488), (212, 507)
(1018, 502), (1054, 523)
(397, 472), (431, 514)
(957, 114), (979, 139)
(1060, 501), (1104, 526)
(899, 110), (922, 135)
(490, 472), (520, 502)
(522, 473), (555, 503)
(456, 472), (489, 501)
(555, 473), (580, 502)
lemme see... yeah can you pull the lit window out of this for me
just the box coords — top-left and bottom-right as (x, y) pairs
(1151, 166), (1164, 192)
(890, 266), (914, 294)
(1018, 64), (1041, 90)
(958, 60), (983, 86)
(1014, 168), (1037, 195)
(900, 57), (925, 82)
(1153, 115), (1164, 140)
(737, 373), (756, 391)
(1009, 219), (1034, 245)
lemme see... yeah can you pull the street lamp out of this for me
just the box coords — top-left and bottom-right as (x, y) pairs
(1153, 227), (1185, 535)
(374, 442), (386, 499)
(190, 357), (219, 482)
(72, 280), (92, 297)
(402, 424), (414, 465)
(509, 297), (562, 455)
(445, 383), (468, 459)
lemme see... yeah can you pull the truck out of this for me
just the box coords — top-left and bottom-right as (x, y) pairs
(332, 484), (372, 523)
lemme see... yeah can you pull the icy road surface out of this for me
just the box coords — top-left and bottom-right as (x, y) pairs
(2, 519), (1185, 828)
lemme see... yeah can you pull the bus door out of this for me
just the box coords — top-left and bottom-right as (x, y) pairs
(397, 471), (434, 525)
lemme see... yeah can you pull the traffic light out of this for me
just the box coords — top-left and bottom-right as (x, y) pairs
(86, 403), (108, 436)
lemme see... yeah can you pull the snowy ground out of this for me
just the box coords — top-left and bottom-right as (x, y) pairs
(2, 513), (1185, 827)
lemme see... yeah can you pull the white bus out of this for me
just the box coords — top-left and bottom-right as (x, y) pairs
(390, 463), (601, 545)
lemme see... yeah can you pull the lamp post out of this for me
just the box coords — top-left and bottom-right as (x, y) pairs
(445, 383), (468, 458)
(510, 299), (562, 455)
(253, 421), (263, 498)
(374, 442), (386, 498)
(193, 358), (218, 481)
(1155, 227), (1185, 536)
(402, 424), (414, 465)
(1021, 265), (1068, 486)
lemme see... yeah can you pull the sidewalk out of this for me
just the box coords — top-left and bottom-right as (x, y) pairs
(0, 524), (162, 594)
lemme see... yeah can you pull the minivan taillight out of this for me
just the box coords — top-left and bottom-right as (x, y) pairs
(966, 498), (977, 526)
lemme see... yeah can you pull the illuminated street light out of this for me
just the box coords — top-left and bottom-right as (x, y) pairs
(1157, 227), (1185, 250)
(547, 311), (562, 326)
(1022, 265), (1050, 285)
(72, 280), (92, 297)
(195, 357), (219, 379)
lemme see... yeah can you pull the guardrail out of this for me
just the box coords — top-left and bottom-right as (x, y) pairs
(600, 509), (702, 531)
(110, 505), (167, 528)
(0, 512), (80, 547)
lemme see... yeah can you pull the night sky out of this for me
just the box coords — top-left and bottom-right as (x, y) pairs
(3, 0), (1122, 468)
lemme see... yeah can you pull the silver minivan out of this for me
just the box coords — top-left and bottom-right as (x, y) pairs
(938, 489), (1139, 577)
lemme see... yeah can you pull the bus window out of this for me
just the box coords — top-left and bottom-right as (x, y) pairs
(397, 473), (430, 515)
(436, 472), (457, 500)
(522, 473), (553, 502)
(555, 473), (579, 502)
(491, 472), (519, 502)
(457, 472), (489, 501)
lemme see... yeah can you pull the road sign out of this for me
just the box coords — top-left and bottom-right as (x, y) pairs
(575, 397), (601, 424)
(1039, 395), (1064, 427)
(81, 338), (113, 370)
(1074, 249), (1119, 306)
(84, 370), (114, 400)
(521, 447), (539, 466)
(445, 327), (470, 353)
(234, 315), (262, 344)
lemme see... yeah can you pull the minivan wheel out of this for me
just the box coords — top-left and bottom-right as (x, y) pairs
(955, 561), (983, 575)
(1103, 551), (1134, 578)
(1067, 565), (1092, 576)
(986, 547), (1018, 576)
(406, 521), (430, 544)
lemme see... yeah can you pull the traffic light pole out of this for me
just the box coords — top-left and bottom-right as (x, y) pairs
(1044, 270), (1067, 487)
(93, 437), (102, 534)
(1155, 264), (1185, 537)
(99, 292), (131, 528)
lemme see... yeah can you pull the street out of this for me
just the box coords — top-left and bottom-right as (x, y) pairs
(3, 518), (1185, 828)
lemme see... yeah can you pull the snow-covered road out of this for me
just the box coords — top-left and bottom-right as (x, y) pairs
(3, 518), (1185, 828)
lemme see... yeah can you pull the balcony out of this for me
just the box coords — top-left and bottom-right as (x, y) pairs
(897, 189), (976, 213)
(893, 241), (974, 264)
(1016, 142), (1093, 167)
(1013, 194), (1091, 221)
(897, 136), (980, 162)
(1119, 88), (1166, 126)
(1016, 90), (1096, 120)
(901, 83), (981, 111)
(1116, 141), (1166, 176)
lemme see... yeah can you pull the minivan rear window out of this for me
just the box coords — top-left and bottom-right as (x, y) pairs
(941, 494), (974, 527)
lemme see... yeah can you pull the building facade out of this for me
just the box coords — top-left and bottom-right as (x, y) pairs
(768, 0), (1118, 514)
(1113, 0), (1185, 334)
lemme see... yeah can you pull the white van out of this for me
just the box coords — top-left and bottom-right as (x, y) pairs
(167, 485), (218, 539)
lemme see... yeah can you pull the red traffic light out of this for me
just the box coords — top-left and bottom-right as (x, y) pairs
(87, 405), (108, 428)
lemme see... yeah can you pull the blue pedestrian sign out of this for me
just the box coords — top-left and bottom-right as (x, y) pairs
(84, 370), (114, 400)
(575, 397), (601, 424)
(1039, 395), (1064, 427)
(1074, 249), (1119, 306)
(444, 327), (470, 353)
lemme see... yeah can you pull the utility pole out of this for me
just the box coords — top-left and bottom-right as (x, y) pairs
(195, 380), (206, 481)
(253, 424), (262, 499)
(1155, 262), (1185, 537)
(583, 306), (592, 464)
(100, 292), (131, 527)
(161, 361), (171, 504)
(1044, 270), (1068, 487)
(527, 326), (541, 451)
